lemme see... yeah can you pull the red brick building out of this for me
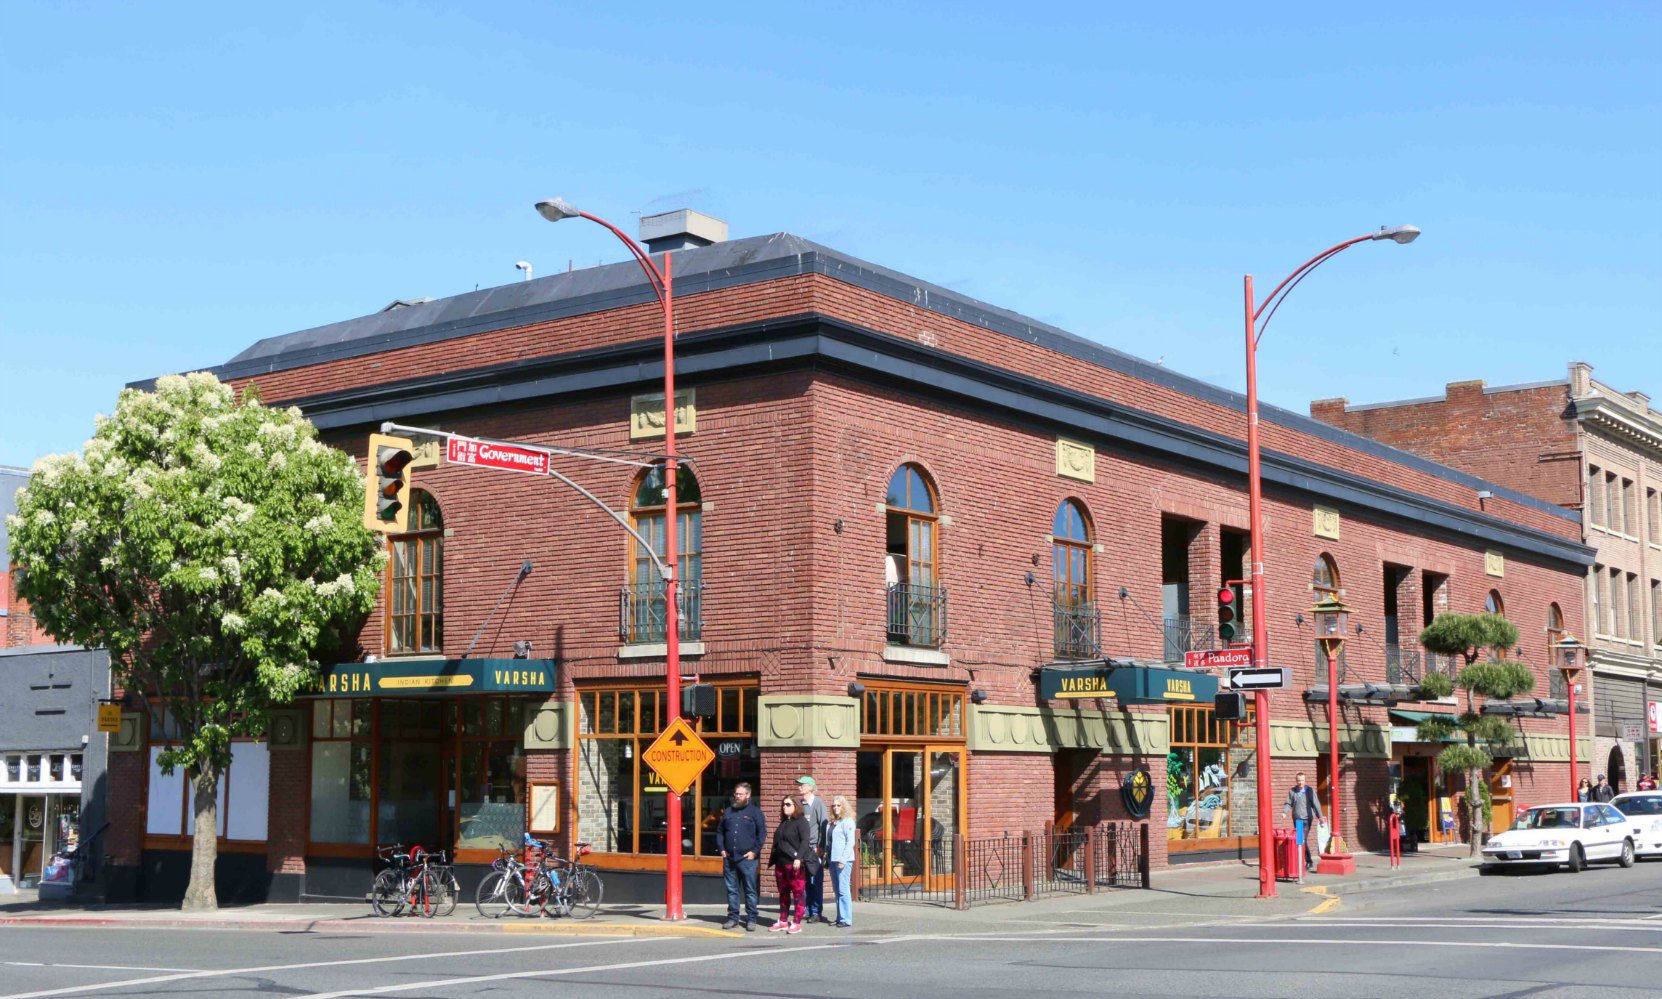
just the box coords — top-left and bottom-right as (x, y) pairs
(1313, 363), (1662, 800)
(108, 216), (1593, 904)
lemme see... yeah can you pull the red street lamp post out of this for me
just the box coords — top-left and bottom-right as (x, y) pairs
(1243, 225), (1419, 899)
(537, 197), (688, 921)
(1554, 634), (1585, 798)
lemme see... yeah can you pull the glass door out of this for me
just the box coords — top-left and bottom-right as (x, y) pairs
(856, 746), (962, 889)
(18, 796), (47, 888)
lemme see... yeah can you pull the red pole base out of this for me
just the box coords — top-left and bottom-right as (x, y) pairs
(1315, 854), (1356, 876)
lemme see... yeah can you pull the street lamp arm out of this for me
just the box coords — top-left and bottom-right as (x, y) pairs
(574, 211), (668, 306)
(1252, 234), (1374, 331)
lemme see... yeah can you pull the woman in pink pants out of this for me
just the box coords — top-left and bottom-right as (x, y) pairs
(768, 795), (816, 933)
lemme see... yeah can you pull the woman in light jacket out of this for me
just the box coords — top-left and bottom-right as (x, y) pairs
(828, 794), (856, 927)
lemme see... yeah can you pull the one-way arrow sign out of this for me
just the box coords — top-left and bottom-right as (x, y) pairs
(1227, 667), (1289, 690)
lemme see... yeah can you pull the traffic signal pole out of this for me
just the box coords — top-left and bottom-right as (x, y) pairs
(1244, 275), (1276, 900)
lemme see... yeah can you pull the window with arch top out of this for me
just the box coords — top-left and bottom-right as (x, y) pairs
(1486, 589), (1505, 616)
(885, 463), (944, 647)
(1053, 499), (1091, 605)
(1312, 554), (1340, 599)
(388, 489), (444, 655)
(624, 463), (703, 643)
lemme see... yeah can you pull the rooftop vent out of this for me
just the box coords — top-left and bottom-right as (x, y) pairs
(639, 209), (727, 254)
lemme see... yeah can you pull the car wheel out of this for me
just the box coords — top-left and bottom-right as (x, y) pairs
(1620, 839), (1636, 868)
(1567, 843), (1586, 873)
(1478, 864), (1497, 876)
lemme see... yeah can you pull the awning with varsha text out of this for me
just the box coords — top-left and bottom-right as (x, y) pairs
(308, 658), (556, 697)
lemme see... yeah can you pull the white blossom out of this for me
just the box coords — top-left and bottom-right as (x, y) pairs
(221, 612), (246, 632)
(199, 566), (220, 584)
(303, 514), (334, 532)
(69, 519), (89, 536)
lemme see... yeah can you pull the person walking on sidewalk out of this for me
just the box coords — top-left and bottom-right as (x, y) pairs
(1577, 777), (1593, 802)
(1592, 773), (1617, 803)
(769, 796), (817, 934)
(796, 775), (830, 924)
(715, 781), (766, 931)
(828, 795), (856, 928)
(1282, 772), (1324, 876)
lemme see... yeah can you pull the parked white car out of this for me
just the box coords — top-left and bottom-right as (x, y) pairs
(1609, 793), (1662, 858)
(1480, 802), (1635, 873)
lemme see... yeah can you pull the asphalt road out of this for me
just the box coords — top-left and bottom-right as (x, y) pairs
(4, 862), (1662, 998)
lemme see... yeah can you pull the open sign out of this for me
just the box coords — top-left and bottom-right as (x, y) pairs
(715, 740), (746, 757)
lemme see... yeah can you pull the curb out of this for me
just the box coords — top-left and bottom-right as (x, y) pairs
(0, 915), (737, 938)
(1322, 865), (1480, 895)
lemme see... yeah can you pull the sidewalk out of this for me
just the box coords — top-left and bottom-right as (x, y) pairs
(0, 848), (1478, 938)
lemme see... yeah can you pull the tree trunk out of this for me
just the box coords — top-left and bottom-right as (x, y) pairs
(182, 763), (220, 911)
(1465, 767), (1481, 859)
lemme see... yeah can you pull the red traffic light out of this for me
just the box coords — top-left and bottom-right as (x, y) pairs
(1217, 587), (1236, 606)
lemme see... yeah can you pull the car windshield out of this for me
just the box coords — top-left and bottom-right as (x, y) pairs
(1614, 796), (1662, 815)
(1515, 807), (1582, 830)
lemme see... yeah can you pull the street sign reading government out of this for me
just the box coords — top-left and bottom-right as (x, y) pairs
(642, 717), (716, 796)
(446, 435), (551, 476)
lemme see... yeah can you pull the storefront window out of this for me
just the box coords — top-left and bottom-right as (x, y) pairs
(576, 682), (758, 860)
(377, 699), (443, 847)
(456, 699), (526, 852)
(310, 699), (372, 844)
(144, 741), (268, 842)
(1166, 704), (1257, 852)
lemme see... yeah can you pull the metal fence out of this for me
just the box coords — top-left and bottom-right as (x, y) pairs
(855, 822), (1149, 910)
(1053, 599), (1102, 660)
(618, 580), (703, 643)
(1163, 616), (1216, 662)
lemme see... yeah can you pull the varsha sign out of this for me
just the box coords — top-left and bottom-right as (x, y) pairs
(446, 436), (551, 476)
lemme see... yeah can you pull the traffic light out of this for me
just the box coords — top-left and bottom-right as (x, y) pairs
(1214, 691), (1248, 721)
(362, 433), (415, 533)
(1217, 586), (1240, 643)
(682, 683), (718, 719)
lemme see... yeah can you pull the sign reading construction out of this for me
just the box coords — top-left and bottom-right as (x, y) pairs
(641, 717), (715, 796)
(446, 435), (551, 476)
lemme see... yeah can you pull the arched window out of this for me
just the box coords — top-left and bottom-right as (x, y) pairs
(1052, 499), (1097, 659)
(885, 463), (942, 646)
(1312, 554), (1340, 599)
(1052, 500), (1092, 604)
(1486, 590), (1505, 616)
(626, 463), (702, 643)
(1547, 603), (1564, 648)
(388, 490), (443, 655)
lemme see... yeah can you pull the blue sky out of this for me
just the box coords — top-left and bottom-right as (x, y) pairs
(2, 3), (1658, 468)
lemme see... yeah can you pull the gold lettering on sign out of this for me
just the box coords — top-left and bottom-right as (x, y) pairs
(1055, 438), (1095, 483)
(1164, 678), (1196, 701)
(1313, 505), (1341, 541)
(1058, 675), (1114, 697)
(1485, 551), (1505, 578)
(630, 389), (697, 440)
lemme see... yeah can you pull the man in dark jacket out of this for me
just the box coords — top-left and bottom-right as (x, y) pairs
(1592, 773), (1617, 803)
(715, 782), (766, 930)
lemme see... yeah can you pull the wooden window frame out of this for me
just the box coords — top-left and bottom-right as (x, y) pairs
(385, 490), (444, 657)
(627, 464), (704, 590)
(1052, 499), (1092, 605)
(859, 680), (967, 744)
(886, 464), (940, 588)
(574, 679), (758, 872)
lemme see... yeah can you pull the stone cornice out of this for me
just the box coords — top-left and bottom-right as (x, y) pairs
(1574, 397), (1662, 460)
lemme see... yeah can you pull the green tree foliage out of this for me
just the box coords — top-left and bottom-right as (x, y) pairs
(1415, 613), (1532, 855)
(6, 373), (383, 908)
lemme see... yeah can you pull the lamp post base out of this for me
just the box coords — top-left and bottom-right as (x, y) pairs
(1316, 853), (1356, 876)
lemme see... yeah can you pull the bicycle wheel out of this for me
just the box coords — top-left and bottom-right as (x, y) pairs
(506, 872), (548, 917)
(415, 870), (440, 917)
(432, 868), (459, 917)
(370, 870), (405, 917)
(475, 869), (521, 918)
(564, 868), (603, 919)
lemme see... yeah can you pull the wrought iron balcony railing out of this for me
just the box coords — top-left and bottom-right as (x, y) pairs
(619, 579), (704, 644)
(1053, 599), (1101, 660)
(1385, 645), (1421, 685)
(1162, 615), (1216, 663)
(887, 582), (948, 648)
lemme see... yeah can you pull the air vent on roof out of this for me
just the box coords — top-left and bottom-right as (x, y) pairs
(639, 209), (727, 254)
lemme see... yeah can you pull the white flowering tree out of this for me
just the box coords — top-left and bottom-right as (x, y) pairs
(7, 372), (383, 909)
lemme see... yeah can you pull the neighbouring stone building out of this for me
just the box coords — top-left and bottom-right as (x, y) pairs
(103, 213), (1591, 904)
(1314, 361), (1662, 793)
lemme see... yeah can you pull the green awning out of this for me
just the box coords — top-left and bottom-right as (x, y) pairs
(1390, 709), (1463, 743)
(1038, 664), (1218, 705)
(310, 658), (556, 697)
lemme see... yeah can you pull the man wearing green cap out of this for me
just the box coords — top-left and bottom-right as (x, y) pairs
(796, 775), (829, 923)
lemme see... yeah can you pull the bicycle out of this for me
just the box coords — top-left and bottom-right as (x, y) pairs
(371, 844), (454, 917)
(516, 834), (604, 919)
(475, 845), (530, 918)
